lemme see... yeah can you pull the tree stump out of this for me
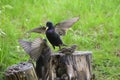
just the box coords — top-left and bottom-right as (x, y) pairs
(4, 62), (38, 80)
(49, 51), (92, 80)
(4, 51), (92, 80)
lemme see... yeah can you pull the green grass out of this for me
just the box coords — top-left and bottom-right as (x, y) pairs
(0, 0), (120, 79)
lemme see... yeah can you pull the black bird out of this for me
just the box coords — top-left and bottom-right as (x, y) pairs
(28, 17), (80, 49)
(45, 21), (65, 49)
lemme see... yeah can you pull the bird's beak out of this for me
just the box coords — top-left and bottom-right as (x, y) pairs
(46, 27), (48, 30)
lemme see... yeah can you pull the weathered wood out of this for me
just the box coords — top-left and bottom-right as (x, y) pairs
(35, 51), (92, 80)
(4, 62), (38, 80)
(48, 51), (92, 80)
(4, 51), (92, 80)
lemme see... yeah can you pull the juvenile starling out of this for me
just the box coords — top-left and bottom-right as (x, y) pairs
(19, 38), (51, 79)
(28, 17), (80, 49)
(18, 38), (49, 61)
(58, 44), (77, 55)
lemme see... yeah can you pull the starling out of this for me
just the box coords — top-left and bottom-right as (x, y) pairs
(18, 38), (49, 61)
(58, 44), (77, 55)
(19, 38), (51, 79)
(28, 17), (80, 49)
(45, 21), (65, 49)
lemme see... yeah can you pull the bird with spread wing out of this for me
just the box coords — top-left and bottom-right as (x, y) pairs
(28, 17), (80, 49)
(18, 38), (51, 79)
(18, 38), (51, 61)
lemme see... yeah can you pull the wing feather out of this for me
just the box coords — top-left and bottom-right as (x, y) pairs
(30, 38), (43, 61)
(28, 26), (46, 34)
(18, 40), (31, 54)
(55, 17), (80, 36)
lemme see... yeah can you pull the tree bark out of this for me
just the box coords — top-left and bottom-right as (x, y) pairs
(49, 51), (92, 80)
(4, 51), (92, 80)
(4, 62), (38, 80)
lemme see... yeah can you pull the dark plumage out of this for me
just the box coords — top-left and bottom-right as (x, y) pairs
(28, 17), (80, 49)
(46, 21), (64, 49)
(36, 39), (51, 79)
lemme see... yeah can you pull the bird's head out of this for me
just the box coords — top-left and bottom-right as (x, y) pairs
(40, 38), (48, 48)
(46, 21), (54, 29)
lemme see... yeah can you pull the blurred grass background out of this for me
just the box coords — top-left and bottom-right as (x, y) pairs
(0, 0), (120, 79)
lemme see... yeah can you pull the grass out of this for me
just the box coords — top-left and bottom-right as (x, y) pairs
(0, 0), (120, 79)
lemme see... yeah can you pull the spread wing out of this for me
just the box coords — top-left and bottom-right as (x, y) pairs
(19, 38), (44, 61)
(30, 38), (43, 61)
(55, 17), (80, 36)
(27, 26), (46, 34)
(18, 40), (32, 54)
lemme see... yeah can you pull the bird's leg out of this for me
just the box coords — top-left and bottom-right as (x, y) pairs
(58, 45), (61, 50)
(52, 45), (55, 49)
